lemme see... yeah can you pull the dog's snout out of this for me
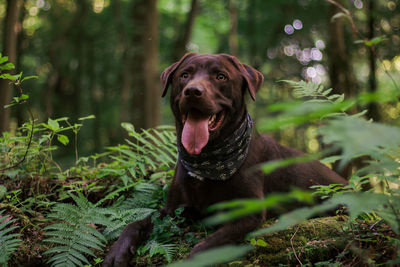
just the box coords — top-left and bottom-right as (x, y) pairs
(184, 86), (203, 98)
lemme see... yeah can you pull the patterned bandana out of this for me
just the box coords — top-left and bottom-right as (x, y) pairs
(178, 113), (253, 181)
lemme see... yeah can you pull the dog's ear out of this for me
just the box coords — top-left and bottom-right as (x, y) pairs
(221, 54), (264, 101)
(161, 53), (197, 97)
(241, 64), (264, 101)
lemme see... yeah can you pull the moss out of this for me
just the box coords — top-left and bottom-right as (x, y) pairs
(246, 216), (349, 266)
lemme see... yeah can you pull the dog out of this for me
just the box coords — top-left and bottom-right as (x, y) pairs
(103, 53), (348, 266)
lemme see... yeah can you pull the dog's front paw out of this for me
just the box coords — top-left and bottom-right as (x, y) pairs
(103, 236), (136, 267)
(189, 241), (209, 257)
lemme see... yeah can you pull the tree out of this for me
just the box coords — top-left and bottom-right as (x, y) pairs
(228, 0), (239, 56)
(366, 0), (380, 122)
(0, 0), (22, 133)
(172, 0), (199, 61)
(326, 0), (357, 99)
(131, 0), (160, 129)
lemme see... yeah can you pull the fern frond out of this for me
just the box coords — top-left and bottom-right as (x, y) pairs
(144, 240), (178, 263)
(0, 210), (21, 267)
(43, 194), (113, 267)
(281, 80), (344, 103)
(103, 207), (156, 241)
(110, 123), (177, 181)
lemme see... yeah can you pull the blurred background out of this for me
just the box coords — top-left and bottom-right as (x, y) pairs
(0, 0), (399, 163)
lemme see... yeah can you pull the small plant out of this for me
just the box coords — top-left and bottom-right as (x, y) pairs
(106, 123), (177, 185)
(43, 193), (114, 267)
(0, 210), (21, 267)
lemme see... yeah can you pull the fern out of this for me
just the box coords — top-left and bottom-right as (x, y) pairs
(103, 183), (161, 241)
(282, 79), (344, 103)
(106, 124), (177, 181)
(43, 193), (114, 267)
(0, 210), (21, 267)
(143, 240), (178, 263)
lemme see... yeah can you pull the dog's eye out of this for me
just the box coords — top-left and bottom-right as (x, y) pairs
(216, 73), (227, 81)
(181, 73), (189, 79)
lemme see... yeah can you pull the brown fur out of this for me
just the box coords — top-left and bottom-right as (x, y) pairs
(103, 53), (347, 266)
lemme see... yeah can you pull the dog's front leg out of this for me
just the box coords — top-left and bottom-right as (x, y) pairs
(103, 178), (183, 266)
(189, 212), (265, 257)
(102, 216), (153, 267)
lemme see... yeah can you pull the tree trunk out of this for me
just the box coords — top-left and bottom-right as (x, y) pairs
(366, 0), (380, 122)
(228, 0), (239, 57)
(131, 0), (160, 129)
(247, 0), (261, 69)
(0, 0), (21, 133)
(327, 0), (357, 99)
(172, 0), (199, 61)
(113, 0), (132, 125)
(326, 0), (359, 179)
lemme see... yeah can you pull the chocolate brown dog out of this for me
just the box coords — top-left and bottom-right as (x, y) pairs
(103, 53), (347, 266)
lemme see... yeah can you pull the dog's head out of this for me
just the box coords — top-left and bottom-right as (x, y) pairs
(161, 53), (263, 155)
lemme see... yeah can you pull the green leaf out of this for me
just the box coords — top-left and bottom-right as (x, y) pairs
(0, 56), (8, 64)
(206, 189), (314, 226)
(0, 73), (18, 81)
(4, 103), (16, 109)
(167, 245), (252, 267)
(47, 118), (60, 131)
(78, 114), (95, 121)
(366, 36), (388, 46)
(260, 154), (318, 174)
(21, 75), (39, 82)
(319, 116), (400, 168)
(320, 155), (342, 164)
(57, 134), (69, 146)
(0, 62), (15, 71)
(331, 12), (348, 22)
(256, 239), (267, 247)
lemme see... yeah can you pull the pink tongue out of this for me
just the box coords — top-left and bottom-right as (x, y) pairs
(182, 112), (209, 155)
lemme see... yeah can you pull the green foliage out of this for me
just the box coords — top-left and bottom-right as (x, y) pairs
(167, 245), (252, 267)
(0, 210), (21, 267)
(103, 183), (162, 240)
(43, 193), (113, 267)
(319, 116), (400, 169)
(205, 189), (314, 226)
(137, 208), (186, 263)
(103, 124), (178, 185)
(283, 80), (344, 104)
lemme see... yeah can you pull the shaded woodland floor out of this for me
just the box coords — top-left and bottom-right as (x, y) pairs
(2, 174), (397, 266)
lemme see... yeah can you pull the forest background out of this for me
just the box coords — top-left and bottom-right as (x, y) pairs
(1, 0), (400, 266)
(1, 0), (399, 165)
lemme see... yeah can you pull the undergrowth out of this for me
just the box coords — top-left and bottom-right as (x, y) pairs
(1, 54), (400, 266)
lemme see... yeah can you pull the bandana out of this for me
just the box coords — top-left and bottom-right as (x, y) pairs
(178, 113), (253, 181)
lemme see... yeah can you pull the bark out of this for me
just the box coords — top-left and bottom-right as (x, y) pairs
(131, 0), (160, 129)
(327, 0), (357, 99)
(327, 0), (359, 178)
(228, 0), (239, 57)
(0, 0), (22, 133)
(246, 0), (261, 69)
(172, 0), (199, 61)
(366, 0), (380, 122)
(113, 0), (132, 124)
(43, 0), (87, 119)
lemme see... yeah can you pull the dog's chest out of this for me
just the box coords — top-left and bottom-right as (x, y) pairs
(180, 175), (239, 211)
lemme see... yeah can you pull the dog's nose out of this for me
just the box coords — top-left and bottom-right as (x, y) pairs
(184, 86), (203, 97)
